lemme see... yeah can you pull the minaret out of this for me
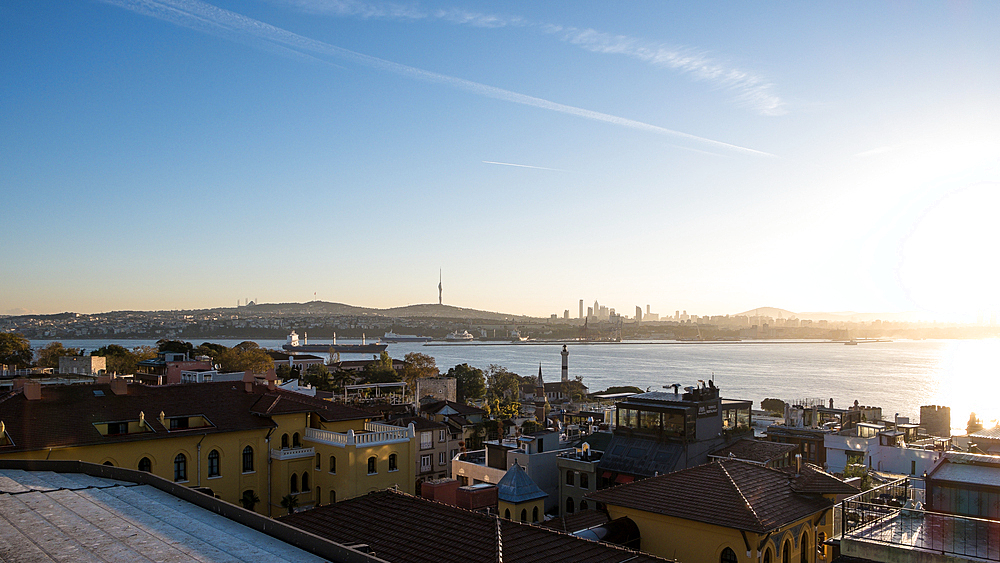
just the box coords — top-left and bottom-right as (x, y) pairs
(561, 345), (569, 382)
(534, 364), (549, 425)
(438, 269), (442, 305)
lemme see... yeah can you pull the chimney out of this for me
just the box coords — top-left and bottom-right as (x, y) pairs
(96, 374), (112, 385)
(266, 368), (277, 391)
(22, 379), (41, 401)
(243, 370), (255, 393)
(110, 376), (128, 396)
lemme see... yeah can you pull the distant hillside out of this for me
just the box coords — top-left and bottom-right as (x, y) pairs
(734, 307), (798, 319)
(230, 301), (532, 321)
(735, 307), (924, 323)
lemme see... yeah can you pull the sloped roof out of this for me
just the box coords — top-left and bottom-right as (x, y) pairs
(280, 490), (670, 563)
(587, 459), (854, 534)
(421, 399), (485, 417)
(0, 381), (371, 453)
(597, 435), (684, 477)
(497, 463), (548, 503)
(970, 426), (1000, 440)
(709, 438), (799, 464)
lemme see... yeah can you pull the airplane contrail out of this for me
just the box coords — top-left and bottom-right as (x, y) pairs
(482, 161), (568, 172)
(102, 0), (774, 157)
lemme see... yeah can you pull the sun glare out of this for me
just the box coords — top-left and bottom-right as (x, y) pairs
(935, 340), (1000, 434)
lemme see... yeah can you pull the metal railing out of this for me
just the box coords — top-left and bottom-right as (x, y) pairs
(839, 477), (999, 561)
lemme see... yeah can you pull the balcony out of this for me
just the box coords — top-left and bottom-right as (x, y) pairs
(305, 422), (413, 448)
(270, 446), (315, 460)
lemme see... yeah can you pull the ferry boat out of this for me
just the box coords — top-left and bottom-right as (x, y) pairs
(381, 331), (433, 343)
(282, 330), (388, 353)
(445, 330), (475, 341)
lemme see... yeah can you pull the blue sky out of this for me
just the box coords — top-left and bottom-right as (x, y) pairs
(2, 1), (999, 320)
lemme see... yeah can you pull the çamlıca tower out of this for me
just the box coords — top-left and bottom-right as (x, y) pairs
(438, 270), (442, 305)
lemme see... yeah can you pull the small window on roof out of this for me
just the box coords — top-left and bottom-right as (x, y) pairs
(93, 390), (105, 397)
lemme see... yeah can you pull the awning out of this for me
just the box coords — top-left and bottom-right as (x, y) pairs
(615, 475), (635, 484)
(601, 471), (612, 479)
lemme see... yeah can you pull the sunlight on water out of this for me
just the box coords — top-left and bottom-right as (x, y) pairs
(935, 340), (1000, 434)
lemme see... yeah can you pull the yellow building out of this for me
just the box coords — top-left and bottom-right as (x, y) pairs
(497, 461), (547, 523)
(587, 459), (857, 563)
(0, 377), (416, 516)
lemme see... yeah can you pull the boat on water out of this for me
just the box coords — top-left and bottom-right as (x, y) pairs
(282, 330), (388, 353)
(381, 331), (433, 343)
(445, 330), (475, 342)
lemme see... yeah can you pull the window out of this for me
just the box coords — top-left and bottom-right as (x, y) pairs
(420, 431), (433, 450)
(329, 455), (337, 474)
(450, 449), (458, 460)
(243, 446), (254, 472)
(420, 454), (432, 473)
(301, 472), (309, 491)
(368, 456), (377, 475)
(316, 453), (322, 470)
(520, 509), (527, 522)
(721, 547), (738, 563)
(329, 490), (336, 504)
(138, 457), (151, 472)
(207, 449), (220, 477)
(566, 470), (575, 486)
(763, 549), (772, 563)
(281, 434), (289, 449)
(107, 422), (127, 435)
(504, 508), (511, 519)
(566, 497), (575, 514)
(438, 452), (446, 466)
(439, 429), (447, 442)
(579, 500), (588, 510)
(290, 474), (298, 493)
(103, 461), (114, 466)
(174, 454), (187, 482)
(911, 460), (917, 475)
(292, 432), (301, 448)
(389, 453), (398, 471)
(169, 417), (189, 430)
(800, 533), (809, 563)
(579, 473), (589, 490)
(532, 506), (538, 522)
(782, 539), (791, 563)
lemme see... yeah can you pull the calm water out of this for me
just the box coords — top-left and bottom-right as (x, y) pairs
(32, 338), (1000, 433)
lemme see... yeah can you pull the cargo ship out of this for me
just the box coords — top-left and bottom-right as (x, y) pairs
(282, 330), (388, 353)
(381, 331), (433, 343)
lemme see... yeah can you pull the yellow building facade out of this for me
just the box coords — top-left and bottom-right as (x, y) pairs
(0, 378), (416, 516)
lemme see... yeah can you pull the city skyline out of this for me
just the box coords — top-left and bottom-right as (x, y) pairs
(3, 2), (998, 321)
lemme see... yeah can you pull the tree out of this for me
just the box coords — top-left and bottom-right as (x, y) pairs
(0, 333), (33, 369)
(597, 385), (644, 395)
(360, 352), (399, 384)
(328, 368), (356, 394)
(240, 490), (260, 511)
(563, 376), (588, 403)
(35, 342), (82, 369)
(157, 339), (193, 356)
(761, 398), (787, 415)
(275, 364), (294, 381)
(448, 363), (485, 403)
(280, 494), (299, 514)
(91, 344), (156, 375)
(484, 364), (522, 420)
(398, 352), (438, 389)
(213, 342), (274, 373)
(303, 364), (330, 390)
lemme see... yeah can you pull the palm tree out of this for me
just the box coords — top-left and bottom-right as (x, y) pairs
(280, 494), (299, 515)
(240, 490), (260, 512)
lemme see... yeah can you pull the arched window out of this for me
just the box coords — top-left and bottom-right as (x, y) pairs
(316, 453), (321, 470)
(138, 457), (151, 472)
(532, 506), (538, 522)
(389, 453), (398, 471)
(290, 474), (298, 493)
(782, 540), (791, 563)
(243, 446), (254, 472)
(281, 434), (289, 449)
(721, 547), (738, 563)
(207, 449), (220, 477)
(579, 473), (589, 489)
(329, 490), (337, 504)
(566, 470), (575, 486)
(504, 508), (511, 519)
(367, 456), (377, 474)
(174, 454), (187, 482)
(520, 508), (527, 522)
(103, 461), (114, 466)
(817, 532), (826, 559)
(301, 471), (310, 491)
(292, 432), (300, 447)
(316, 487), (321, 504)
(566, 497), (575, 514)
(580, 500), (588, 510)
(329, 455), (337, 474)
(763, 548), (772, 563)
(800, 533), (810, 563)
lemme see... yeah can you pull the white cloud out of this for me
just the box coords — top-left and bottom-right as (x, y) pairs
(103, 0), (774, 156)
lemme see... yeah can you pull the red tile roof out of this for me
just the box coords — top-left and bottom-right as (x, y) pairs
(0, 381), (371, 453)
(280, 490), (671, 563)
(587, 460), (855, 534)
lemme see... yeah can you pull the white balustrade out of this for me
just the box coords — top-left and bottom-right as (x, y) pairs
(270, 446), (315, 460)
(305, 424), (412, 447)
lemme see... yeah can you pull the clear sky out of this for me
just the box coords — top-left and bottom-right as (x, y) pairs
(2, 1), (998, 320)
